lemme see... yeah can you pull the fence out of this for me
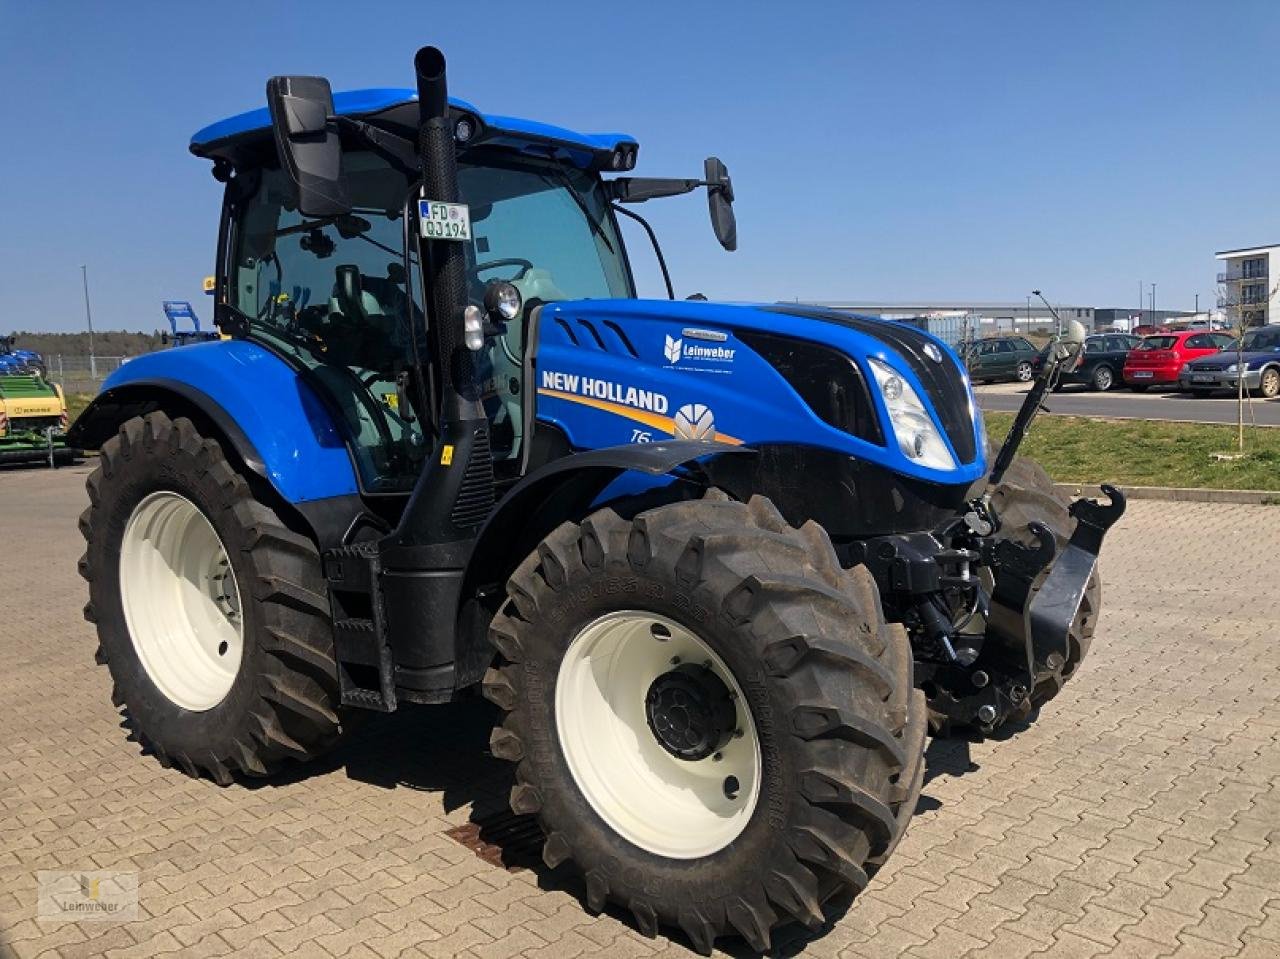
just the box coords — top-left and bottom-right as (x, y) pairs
(46, 356), (130, 394)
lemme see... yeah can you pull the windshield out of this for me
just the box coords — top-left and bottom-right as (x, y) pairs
(460, 151), (632, 301)
(1137, 336), (1176, 350)
(1225, 329), (1280, 352)
(230, 147), (631, 493)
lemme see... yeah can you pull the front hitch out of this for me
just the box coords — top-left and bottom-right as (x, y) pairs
(1024, 484), (1126, 676)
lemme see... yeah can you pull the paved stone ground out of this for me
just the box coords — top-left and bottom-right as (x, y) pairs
(1, 462), (1277, 959)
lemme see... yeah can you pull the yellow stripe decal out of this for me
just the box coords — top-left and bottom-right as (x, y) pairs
(537, 388), (742, 446)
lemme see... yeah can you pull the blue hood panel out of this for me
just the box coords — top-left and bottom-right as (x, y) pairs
(533, 299), (987, 486)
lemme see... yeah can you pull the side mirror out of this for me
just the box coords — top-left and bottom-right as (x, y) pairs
(704, 156), (737, 252)
(266, 76), (351, 217)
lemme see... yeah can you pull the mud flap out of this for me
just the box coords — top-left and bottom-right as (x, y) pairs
(1023, 485), (1125, 675)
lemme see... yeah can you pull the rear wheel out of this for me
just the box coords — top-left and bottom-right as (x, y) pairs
(484, 491), (926, 954)
(1091, 365), (1114, 391)
(79, 412), (341, 784)
(1015, 361), (1034, 382)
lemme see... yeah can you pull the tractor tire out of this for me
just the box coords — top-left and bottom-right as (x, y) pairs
(483, 491), (926, 954)
(986, 450), (1101, 719)
(79, 412), (341, 784)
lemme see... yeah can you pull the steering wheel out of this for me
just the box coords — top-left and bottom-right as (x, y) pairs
(472, 258), (533, 283)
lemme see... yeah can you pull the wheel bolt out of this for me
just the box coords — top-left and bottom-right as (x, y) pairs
(977, 704), (997, 725)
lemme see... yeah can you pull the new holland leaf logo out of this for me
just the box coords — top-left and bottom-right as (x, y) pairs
(664, 335), (683, 365)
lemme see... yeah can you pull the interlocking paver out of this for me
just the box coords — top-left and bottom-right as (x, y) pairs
(2, 470), (1279, 959)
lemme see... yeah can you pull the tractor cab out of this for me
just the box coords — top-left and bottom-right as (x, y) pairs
(191, 87), (732, 496)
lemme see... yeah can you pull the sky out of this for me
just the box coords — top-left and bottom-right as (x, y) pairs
(2, 0), (1278, 333)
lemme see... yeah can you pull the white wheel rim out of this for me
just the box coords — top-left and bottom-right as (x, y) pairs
(119, 491), (244, 711)
(555, 611), (762, 859)
(1017, 363), (1033, 381)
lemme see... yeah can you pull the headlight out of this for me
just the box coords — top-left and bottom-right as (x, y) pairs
(867, 358), (957, 470)
(484, 280), (523, 323)
(1225, 363), (1239, 373)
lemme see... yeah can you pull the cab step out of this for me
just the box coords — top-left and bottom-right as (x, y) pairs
(323, 543), (396, 712)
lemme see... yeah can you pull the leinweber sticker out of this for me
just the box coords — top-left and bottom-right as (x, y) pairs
(662, 333), (736, 372)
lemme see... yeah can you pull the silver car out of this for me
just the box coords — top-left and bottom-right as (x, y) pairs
(1178, 326), (1280, 398)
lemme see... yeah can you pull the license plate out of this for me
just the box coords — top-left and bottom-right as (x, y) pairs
(418, 199), (471, 241)
(1191, 374), (1214, 383)
(1132, 371), (1153, 378)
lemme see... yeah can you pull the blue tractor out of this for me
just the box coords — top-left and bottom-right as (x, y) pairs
(161, 300), (222, 347)
(70, 48), (1123, 952)
(0, 335), (47, 378)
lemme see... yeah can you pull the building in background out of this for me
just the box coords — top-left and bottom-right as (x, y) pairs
(804, 301), (1194, 349)
(1216, 244), (1278, 327)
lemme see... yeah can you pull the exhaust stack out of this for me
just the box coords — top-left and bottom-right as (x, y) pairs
(380, 48), (495, 694)
(414, 46), (481, 415)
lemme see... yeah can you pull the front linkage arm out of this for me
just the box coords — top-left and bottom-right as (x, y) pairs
(1024, 484), (1125, 676)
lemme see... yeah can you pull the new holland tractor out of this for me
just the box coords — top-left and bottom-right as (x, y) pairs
(70, 47), (1124, 952)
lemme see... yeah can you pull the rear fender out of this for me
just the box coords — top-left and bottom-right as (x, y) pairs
(67, 340), (358, 505)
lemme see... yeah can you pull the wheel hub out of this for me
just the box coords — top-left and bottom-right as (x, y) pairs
(644, 663), (737, 761)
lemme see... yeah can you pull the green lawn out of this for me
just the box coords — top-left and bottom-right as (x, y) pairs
(984, 413), (1280, 491)
(65, 392), (94, 424)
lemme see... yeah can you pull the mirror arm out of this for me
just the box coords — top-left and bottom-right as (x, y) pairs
(612, 204), (674, 300)
(609, 177), (705, 203)
(332, 117), (420, 176)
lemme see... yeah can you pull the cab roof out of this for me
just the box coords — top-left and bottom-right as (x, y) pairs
(190, 87), (637, 169)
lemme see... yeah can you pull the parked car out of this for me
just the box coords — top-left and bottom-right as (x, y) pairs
(963, 335), (1040, 383)
(1036, 333), (1141, 391)
(1177, 325), (1280, 398)
(1122, 331), (1234, 391)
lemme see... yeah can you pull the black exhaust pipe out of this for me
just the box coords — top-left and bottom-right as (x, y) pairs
(379, 47), (495, 699)
(414, 45), (480, 416)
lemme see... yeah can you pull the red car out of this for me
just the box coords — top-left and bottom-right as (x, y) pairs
(1123, 331), (1233, 391)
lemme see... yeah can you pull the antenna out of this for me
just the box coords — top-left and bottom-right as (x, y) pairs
(1031, 289), (1064, 333)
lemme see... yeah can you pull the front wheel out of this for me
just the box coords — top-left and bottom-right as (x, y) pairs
(79, 412), (342, 784)
(1257, 367), (1280, 399)
(483, 492), (926, 954)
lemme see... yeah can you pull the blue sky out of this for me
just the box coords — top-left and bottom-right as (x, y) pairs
(2, 0), (1278, 332)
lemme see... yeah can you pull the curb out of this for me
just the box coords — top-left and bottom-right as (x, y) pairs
(1053, 483), (1280, 505)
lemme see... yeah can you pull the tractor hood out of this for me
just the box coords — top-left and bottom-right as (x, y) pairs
(532, 298), (985, 487)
